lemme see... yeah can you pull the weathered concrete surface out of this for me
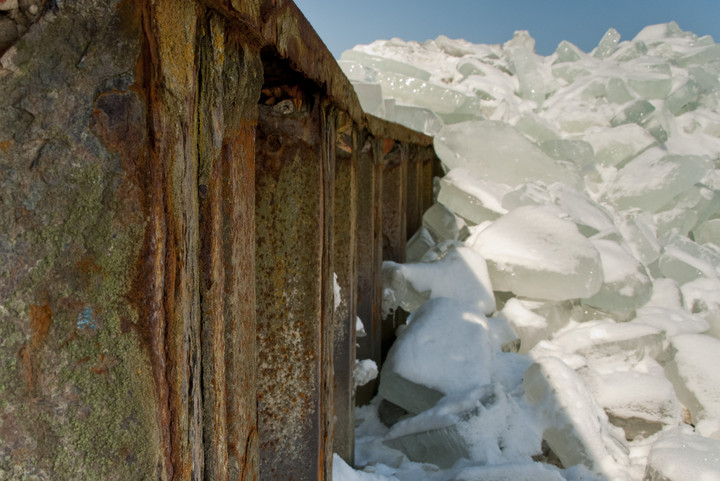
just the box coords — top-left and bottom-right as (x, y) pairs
(0, 0), (439, 479)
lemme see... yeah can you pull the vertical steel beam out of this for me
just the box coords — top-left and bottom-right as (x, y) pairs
(332, 111), (358, 463)
(255, 79), (332, 480)
(355, 134), (383, 406)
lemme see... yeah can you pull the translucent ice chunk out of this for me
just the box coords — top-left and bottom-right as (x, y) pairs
(338, 60), (379, 83)
(664, 334), (720, 424)
(539, 139), (595, 171)
(692, 218), (720, 247)
(594, 28), (621, 59)
(548, 183), (616, 237)
(523, 357), (629, 477)
(454, 463), (565, 481)
(627, 73), (672, 99)
(657, 234), (720, 284)
(501, 182), (552, 211)
(584, 124), (656, 168)
(633, 305), (710, 337)
(675, 44), (720, 68)
(472, 205), (603, 301)
(498, 298), (548, 353)
(606, 153), (713, 213)
(389, 104), (444, 135)
(610, 99), (656, 127)
(552, 319), (665, 361)
(384, 384), (540, 469)
(382, 246), (496, 316)
(689, 66), (720, 94)
(606, 78), (634, 104)
(681, 278), (720, 314)
(514, 114), (559, 143)
(379, 299), (495, 413)
(509, 46), (546, 104)
(616, 211), (661, 265)
(554, 40), (583, 63)
(406, 227), (436, 263)
(551, 63), (591, 83)
(436, 168), (510, 225)
(435, 120), (577, 188)
(655, 186), (718, 237)
(341, 49), (432, 81)
(375, 71), (475, 115)
(582, 239), (652, 314)
(580, 358), (681, 440)
(351, 81), (384, 116)
(422, 203), (470, 243)
(666, 79), (699, 116)
(645, 428), (720, 481)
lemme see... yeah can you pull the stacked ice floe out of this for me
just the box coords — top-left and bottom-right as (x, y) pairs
(337, 22), (720, 481)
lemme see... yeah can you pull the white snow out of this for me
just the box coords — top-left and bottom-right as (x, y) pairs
(335, 21), (720, 481)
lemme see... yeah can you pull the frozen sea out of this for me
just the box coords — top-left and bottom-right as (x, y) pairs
(336, 22), (720, 481)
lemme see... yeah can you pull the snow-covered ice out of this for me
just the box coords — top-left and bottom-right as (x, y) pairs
(336, 21), (720, 481)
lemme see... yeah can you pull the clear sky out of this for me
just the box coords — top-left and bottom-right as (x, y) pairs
(293, 0), (720, 58)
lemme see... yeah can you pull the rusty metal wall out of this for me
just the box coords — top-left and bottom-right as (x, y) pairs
(0, 0), (439, 479)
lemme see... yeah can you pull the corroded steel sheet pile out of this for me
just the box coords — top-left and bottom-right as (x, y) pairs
(0, 0), (437, 479)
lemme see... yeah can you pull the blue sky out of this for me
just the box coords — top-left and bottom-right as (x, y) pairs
(294, 0), (720, 58)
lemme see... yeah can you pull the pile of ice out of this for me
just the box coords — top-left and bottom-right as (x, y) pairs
(337, 22), (720, 481)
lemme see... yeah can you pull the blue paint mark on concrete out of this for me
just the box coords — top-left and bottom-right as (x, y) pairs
(77, 306), (97, 330)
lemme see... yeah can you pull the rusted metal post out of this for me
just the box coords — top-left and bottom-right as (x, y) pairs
(406, 145), (423, 238)
(332, 111), (358, 463)
(254, 68), (333, 479)
(380, 140), (408, 360)
(355, 134), (384, 406)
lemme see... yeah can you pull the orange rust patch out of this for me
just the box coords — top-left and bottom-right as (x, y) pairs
(382, 138), (394, 156)
(18, 345), (34, 390)
(0, 140), (11, 153)
(29, 302), (52, 348)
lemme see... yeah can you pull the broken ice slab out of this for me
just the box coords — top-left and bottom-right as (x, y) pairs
(606, 78), (634, 104)
(378, 299), (496, 414)
(663, 334), (720, 425)
(406, 227), (436, 263)
(340, 49), (432, 81)
(436, 168), (510, 225)
(384, 384), (540, 469)
(381, 246), (496, 316)
(472, 205), (603, 301)
(606, 152), (713, 213)
(552, 319), (665, 362)
(610, 99), (655, 127)
(374, 71), (475, 115)
(351, 81), (385, 116)
(388, 104), (443, 136)
(498, 298), (549, 353)
(655, 186), (718, 238)
(593, 28), (621, 59)
(615, 211), (661, 266)
(666, 79), (699, 116)
(580, 358), (681, 441)
(486, 316), (521, 353)
(539, 139), (595, 171)
(633, 305), (710, 338)
(548, 183), (615, 237)
(675, 44), (720, 68)
(435, 120), (578, 189)
(514, 114), (560, 143)
(681, 278), (720, 314)
(689, 66), (720, 94)
(422, 203), (470, 243)
(581, 239), (653, 314)
(551, 63), (591, 83)
(501, 182), (552, 212)
(627, 73), (672, 100)
(509, 46), (546, 104)
(339, 60), (379, 83)
(645, 428), (720, 481)
(523, 357), (629, 478)
(693, 218), (720, 247)
(584, 123), (656, 168)
(656, 234), (720, 285)
(554, 40), (583, 63)
(452, 462), (566, 481)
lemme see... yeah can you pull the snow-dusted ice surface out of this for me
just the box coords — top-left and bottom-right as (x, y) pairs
(336, 21), (720, 481)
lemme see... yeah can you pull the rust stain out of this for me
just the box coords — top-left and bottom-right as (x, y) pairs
(382, 138), (394, 156)
(29, 302), (52, 349)
(0, 139), (12, 153)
